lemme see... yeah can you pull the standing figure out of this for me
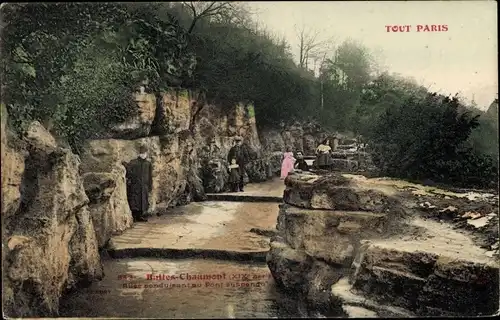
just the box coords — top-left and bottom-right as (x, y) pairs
(294, 151), (309, 171)
(280, 146), (296, 179)
(124, 145), (153, 222)
(316, 138), (333, 170)
(227, 136), (250, 192)
(228, 159), (241, 192)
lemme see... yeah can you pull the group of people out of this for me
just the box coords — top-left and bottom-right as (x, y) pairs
(279, 147), (309, 179)
(279, 138), (334, 179)
(123, 137), (337, 222)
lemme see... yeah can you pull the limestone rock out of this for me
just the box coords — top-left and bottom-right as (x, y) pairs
(302, 134), (318, 155)
(282, 125), (304, 152)
(153, 89), (193, 135)
(67, 207), (104, 288)
(3, 128), (102, 317)
(82, 168), (133, 248)
(284, 173), (402, 214)
(246, 158), (272, 182)
(268, 151), (283, 175)
(266, 239), (313, 292)
(1, 105), (27, 219)
(351, 242), (499, 316)
(304, 260), (344, 315)
(193, 100), (272, 188)
(342, 305), (378, 318)
(259, 129), (285, 154)
(25, 121), (58, 151)
(80, 135), (195, 212)
(200, 159), (228, 193)
(277, 205), (389, 265)
(331, 278), (415, 317)
(109, 93), (156, 139)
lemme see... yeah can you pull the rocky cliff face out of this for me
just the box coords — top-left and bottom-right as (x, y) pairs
(1, 88), (278, 316)
(80, 89), (272, 214)
(2, 112), (103, 317)
(267, 172), (499, 317)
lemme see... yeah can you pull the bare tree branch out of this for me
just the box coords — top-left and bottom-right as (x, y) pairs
(294, 24), (333, 71)
(182, 1), (236, 34)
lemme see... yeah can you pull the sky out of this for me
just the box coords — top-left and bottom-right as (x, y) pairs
(247, 1), (498, 109)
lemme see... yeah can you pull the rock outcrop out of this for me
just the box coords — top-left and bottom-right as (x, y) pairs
(267, 171), (499, 317)
(260, 120), (332, 156)
(82, 167), (133, 248)
(109, 93), (157, 139)
(2, 118), (103, 317)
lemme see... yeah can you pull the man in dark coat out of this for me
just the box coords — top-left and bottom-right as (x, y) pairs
(124, 145), (153, 222)
(227, 136), (250, 192)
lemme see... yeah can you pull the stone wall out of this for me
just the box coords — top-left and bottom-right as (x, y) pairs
(267, 171), (499, 317)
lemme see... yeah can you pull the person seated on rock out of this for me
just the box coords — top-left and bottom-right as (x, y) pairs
(228, 159), (240, 192)
(315, 138), (334, 170)
(294, 151), (309, 171)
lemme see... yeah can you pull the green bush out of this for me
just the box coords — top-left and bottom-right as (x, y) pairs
(369, 93), (497, 188)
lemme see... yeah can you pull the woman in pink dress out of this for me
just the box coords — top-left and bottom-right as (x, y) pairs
(280, 146), (296, 179)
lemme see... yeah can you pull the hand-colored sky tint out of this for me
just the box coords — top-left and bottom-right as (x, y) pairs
(248, 1), (497, 109)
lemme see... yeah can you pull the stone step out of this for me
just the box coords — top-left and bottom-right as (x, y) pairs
(349, 219), (499, 316)
(108, 247), (268, 262)
(331, 277), (415, 318)
(205, 193), (282, 203)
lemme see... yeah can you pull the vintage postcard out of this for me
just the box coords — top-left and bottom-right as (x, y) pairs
(1, 1), (498, 318)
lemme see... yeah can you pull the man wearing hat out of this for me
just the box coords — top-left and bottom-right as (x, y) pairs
(227, 136), (250, 192)
(124, 145), (153, 222)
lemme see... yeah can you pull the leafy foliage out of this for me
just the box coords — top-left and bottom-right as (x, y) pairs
(1, 3), (192, 151)
(368, 93), (497, 188)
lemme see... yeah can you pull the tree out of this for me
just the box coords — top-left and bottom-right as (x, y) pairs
(294, 24), (333, 71)
(369, 93), (497, 188)
(332, 39), (373, 91)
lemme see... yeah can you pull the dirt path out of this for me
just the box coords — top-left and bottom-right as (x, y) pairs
(108, 200), (280, 254)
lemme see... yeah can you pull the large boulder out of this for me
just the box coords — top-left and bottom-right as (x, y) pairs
(283, 172), (404, 215)
(276, 204), (392, 266)
(267, 238), (313, 292)
(82, 168), (133, 248)
(3, 122), (103, 317)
